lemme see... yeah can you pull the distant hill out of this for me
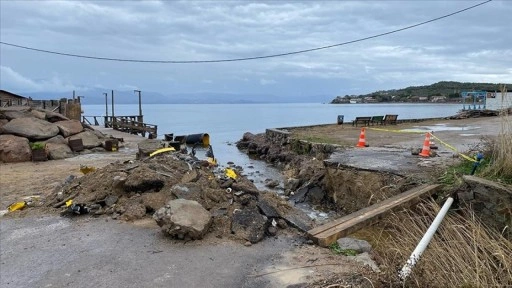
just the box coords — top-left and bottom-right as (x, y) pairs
(21, 89), (332, 105)
(331, 81), (510, 104)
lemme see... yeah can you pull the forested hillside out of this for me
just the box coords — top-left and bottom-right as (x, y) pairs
(331, 81), (510, 103)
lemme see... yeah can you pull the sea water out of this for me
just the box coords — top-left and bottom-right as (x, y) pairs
(82, 103), (462, 187)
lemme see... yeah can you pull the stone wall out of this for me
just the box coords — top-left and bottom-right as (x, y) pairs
(459, 175), (512, 239)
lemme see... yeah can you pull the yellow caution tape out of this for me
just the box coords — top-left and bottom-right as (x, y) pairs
(429, 134), (477, 162)
(367, 127), (479, 163)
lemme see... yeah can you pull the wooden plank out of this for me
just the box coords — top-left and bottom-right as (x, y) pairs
(308, 184), (440, 247)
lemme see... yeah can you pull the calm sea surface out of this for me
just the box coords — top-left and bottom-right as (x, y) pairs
(82, 103), (462, 180)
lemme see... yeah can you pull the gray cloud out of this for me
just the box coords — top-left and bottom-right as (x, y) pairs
(1, 0), (511, 100)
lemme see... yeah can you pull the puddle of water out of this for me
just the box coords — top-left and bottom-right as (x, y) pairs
(401, 124), (480, 133)
(459, 133), (478, 136)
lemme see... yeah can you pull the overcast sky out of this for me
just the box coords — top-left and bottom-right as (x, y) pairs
(1, 0), (511, 101)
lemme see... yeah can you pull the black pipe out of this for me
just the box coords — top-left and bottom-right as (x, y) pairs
(185, 133), (210, 146)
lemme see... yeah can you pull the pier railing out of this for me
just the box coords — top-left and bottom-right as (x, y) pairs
(82, 115), (157, 139)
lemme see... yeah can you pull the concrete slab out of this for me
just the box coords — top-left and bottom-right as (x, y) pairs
(325, 147), (426, 175)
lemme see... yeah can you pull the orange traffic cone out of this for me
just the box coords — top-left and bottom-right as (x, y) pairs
(419, 132), (431, 157)
(356, 128), (367, 148)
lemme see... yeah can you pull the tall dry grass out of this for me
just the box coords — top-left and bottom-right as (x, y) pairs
(481, 85), (512, 181)
(374, 199), (512, 287)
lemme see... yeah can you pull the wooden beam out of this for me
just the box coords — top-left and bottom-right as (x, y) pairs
(308, 184), (440, 247)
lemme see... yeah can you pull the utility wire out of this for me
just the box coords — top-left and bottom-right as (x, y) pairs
(0, 0), (492, 64)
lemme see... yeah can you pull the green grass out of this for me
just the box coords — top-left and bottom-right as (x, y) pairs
(328, 243), (358, 256)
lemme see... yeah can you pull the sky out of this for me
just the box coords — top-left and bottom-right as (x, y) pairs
(1, 0), (511, 103)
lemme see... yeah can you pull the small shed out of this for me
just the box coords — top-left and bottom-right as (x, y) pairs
(0, 90), (30, 107)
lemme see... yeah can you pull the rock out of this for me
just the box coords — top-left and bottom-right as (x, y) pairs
(307, 186), (325, 204)
(348, 252), (380, 273)
(153, 199), (212, 240)
(284, 178), (301, 191)
(336, 237), (372, 254)
(290, 186), (308, 203)
(171, 183), (203, 200)
(267, 226), (278, 236)
(0, 119), (8, 130)
(30, 109), (47, 120)
(45, 110), (69, 122)
(265, 179), (280, 188)
(277, 219), (288, 229)
(137, 139), (165, 159)
(112, 175), (127, 192)
(55, 120), (84, 137)
(45, 135), (67, 145)
(180, 170), (199, 183)
(0, 134), (31, 163)
(2, 117), (60, 140)
(46, 142), (73, 160)
(0, 107), (32, 120)
(231, 207), (267, 243)
(68, 131), (102, 149)
(99, 195), (117, 207)
(124, 166), (165, 193)
(257, 198), (280, 218)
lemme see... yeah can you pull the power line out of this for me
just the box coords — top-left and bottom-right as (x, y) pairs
(0, 0), (492, 64)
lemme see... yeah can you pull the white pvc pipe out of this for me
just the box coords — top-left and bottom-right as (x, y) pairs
(399, 197), (454, 281)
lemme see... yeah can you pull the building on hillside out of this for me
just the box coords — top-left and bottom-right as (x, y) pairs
(0, 90), (31, 107)
(431, 96), (447, 103)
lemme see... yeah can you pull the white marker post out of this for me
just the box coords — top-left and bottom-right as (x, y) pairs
(399, 197), (454, 281)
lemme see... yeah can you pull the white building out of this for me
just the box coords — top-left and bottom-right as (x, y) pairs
(485, 91), (512, 110)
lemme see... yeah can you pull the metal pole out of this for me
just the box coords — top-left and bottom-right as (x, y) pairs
(399, 197), (454, 282)
(103, 93), (108, 117)
(111, 90), (115, 118)
(134, 90), (142, 117)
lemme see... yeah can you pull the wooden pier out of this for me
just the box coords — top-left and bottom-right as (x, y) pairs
(82, 115), (157, 139)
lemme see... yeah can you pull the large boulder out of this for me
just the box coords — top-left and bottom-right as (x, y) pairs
(68, 131), (102, 149)
(55, 120), (83, 137)
(45, 111), (69, 122)
(153, 199), (212, 240)
(0, 134), (31, 163)
(137, 139), (165, 158)
(30, 109), (47, 120)
(0, 107), (33, 120)
(1, 117), (60, 140)
(46, 142), (73, 160)
(45, 135), (67, 145)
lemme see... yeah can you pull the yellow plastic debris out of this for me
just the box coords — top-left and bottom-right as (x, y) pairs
(225, 168), (237, 180)
(65, 199), (73, 207)
(149, 147), (176, 157)
(80, 165), (96, 174)
(8, 201), (27, 212)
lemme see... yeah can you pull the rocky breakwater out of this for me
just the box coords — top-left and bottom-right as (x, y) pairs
(0, 106), (118, 163)
(43, 147), (313, 244)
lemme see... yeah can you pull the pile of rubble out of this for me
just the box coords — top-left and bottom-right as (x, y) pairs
(47, 150), (313, 244)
